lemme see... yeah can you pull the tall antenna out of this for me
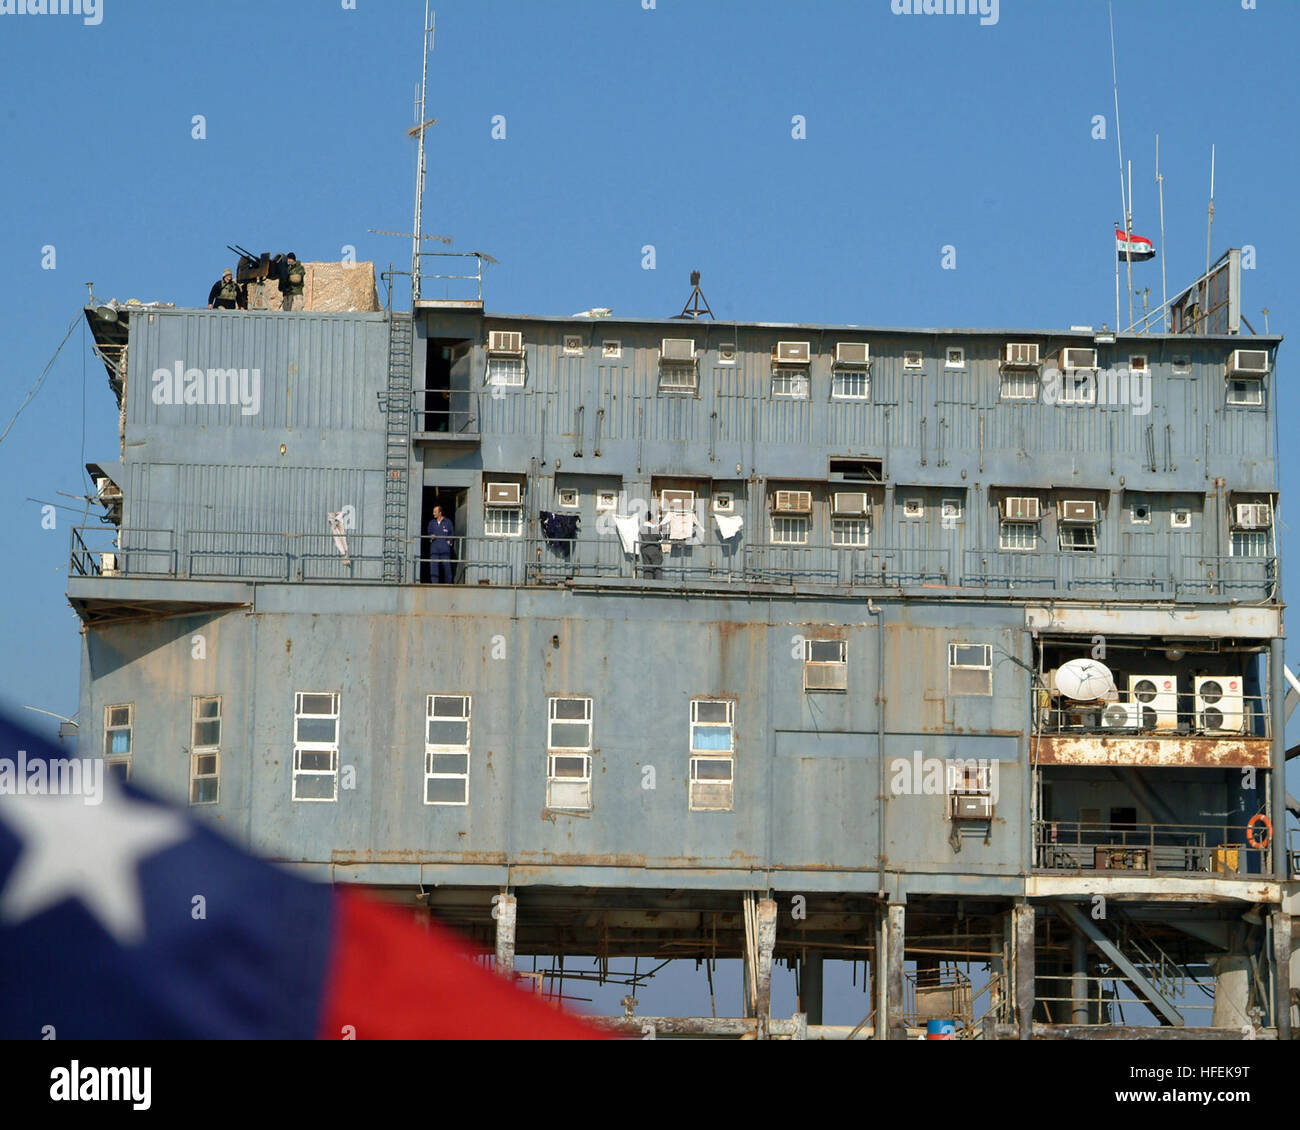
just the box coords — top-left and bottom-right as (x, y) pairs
(1205, 143), (1216, 278)
(1126, 158), (1134, 331)
(1108, 2), (1128, 332)
(1156, 134), (1168, 332)
(410, 2), (437, 305)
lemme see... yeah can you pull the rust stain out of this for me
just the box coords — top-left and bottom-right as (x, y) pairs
(285, 638), (291, 655)
(1033, 735), (1271, 768)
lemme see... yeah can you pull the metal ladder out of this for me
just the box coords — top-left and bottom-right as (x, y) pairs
(382, 311), (414, 582)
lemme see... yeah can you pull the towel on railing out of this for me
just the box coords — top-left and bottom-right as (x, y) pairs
(714, 513), (744, 540)
(540, 512), (580, 557)
(613, 515), (640, 556)
(327, 512), (351, 567)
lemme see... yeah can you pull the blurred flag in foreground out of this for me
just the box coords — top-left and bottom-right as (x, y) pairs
(0, 714), (604, 1039)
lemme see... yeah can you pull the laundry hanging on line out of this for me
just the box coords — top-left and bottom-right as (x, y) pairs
(613, 515), (640, 556)
(714, 513), (744, 540)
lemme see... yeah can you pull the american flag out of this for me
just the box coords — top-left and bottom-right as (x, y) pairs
(0, 714), (603, 1039)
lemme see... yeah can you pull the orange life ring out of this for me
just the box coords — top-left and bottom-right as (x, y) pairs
(1246, 813), (1272, 850)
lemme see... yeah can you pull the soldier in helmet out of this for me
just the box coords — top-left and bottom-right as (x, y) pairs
(208, 268), (240, 310)
(279, 252), (306, 311)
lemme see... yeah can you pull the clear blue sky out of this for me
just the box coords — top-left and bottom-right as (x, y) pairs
(0, 0), (1295, 1027)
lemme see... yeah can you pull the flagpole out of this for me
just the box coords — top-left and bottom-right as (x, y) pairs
(1156, 134), (1168, 333)
(1126, 159), (1134, 332)
(1109, 2), (1128, 333)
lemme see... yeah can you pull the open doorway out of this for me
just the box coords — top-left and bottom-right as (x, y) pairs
(420, 485), (468, 583)
(423, 339), (472, 433)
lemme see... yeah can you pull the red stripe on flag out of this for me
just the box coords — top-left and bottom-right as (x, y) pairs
(317, 888), (610, 1039)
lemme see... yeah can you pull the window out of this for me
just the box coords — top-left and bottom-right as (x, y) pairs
(1131, 502), (1151, 524)
(690, 699), (735, 811)
(557, 488), (579, 509)
(1227, 378), (1263, 406)
(999, 520), (1037, 551)
(771, 515), (809, 545)
(902, 497), (924, 519)
(485, 505), (523, 537)
(104, 703), (132, 758)
(949, 643), (993, 696)
(831, 517), (869, 547)
(595, 489), (618, 512)
(1058, 370), (1096, 404)
(104, 757), (131, 783)
(601, 341), (621, 360)
(1058, 523), (1097, 552)
(425, 695), (470, 806)
(832, 369), (870, 400)
(1172, 356), (1191, 374)
(293, 692), (339, 802)
(903, 350), (924, 369)
(717, 343), (737, 365)
(941, 498), (964, 525)
(772, 367), (809, 399)
(944, 347), (965, 369)
(1231, 530), (1268, 558)
(562, 335), (583, 355)
(1000, 371), (1037, 400)
(547, 697), (592, 811)
(804, 639), (847, 692)
(486, 356), (525, 387)
(1171, 509), (1192, 530)
(659, 362), (698, 394)
(190, 696), (221, 805)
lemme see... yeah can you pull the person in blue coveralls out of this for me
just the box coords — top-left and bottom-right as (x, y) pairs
(426, 505), (455, 584)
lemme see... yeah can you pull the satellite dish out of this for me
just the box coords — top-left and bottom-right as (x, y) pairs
(1055, 658), (1115, 701)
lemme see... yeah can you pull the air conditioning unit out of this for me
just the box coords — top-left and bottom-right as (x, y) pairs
(1003, 342), (1040, 368)
(833, 491), (869, 516)
(951, 794), (995, 820)
(1001, 496), (1041, 521)
(1195, 676), (1245, 735)
(834, 342), (870, 367)
(773, 490), (812, 513)
(774, 341), (811, 364)
(660, 489), (695, 511)
(712, 492), (735, 514)
(1227, 349), (1269, 376)
(486, 481), (521, 506)
(1062, 347), (1098, 370)
(1128, 675), (1179, 731)
(660, 338), (696, 363)
(96, 477), (122, 503)
(1233, 503), (1271, 529)
(1061, 499), (1098, 523)
(486, 330), (524, 356)
(100, 552), (119, 576)
(804, 663), (848, 692)
(1101, 702), (1142, 731)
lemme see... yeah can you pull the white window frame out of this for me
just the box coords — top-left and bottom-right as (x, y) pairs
(1130, 501), (1151, 525)
(831, 516), (869, 547)
(1227, 378), (1263, 406)
(659, 361), (698, 395)
(601, 341), (622, 360)
(903, 350), (924, 370)
(944, 346), (965, 369)
(1230, 530), (1269, 558)
(104, 702), (132, 759)
(771, 366), (810, 400)
(1171, 509), (1193, 530)
(293, 691), (340, 803)
(1172, 356), (1192, 374)
(485, 356), (525, 388)
(595, 489), (618, 512)
(689, 699), (735, 812)
(556, 487), (580, 510)
(547, 696), (593, 811)
(1000, 370), (1038, 400)
(804, 639), (848, 692)
(948, 643), (993, 697)
(831, 368), (870, 400)
(425, 694), (470, 807)
(562, 335), (583, 355)
(941, 498), (964, 524)
(771, 515), (810, 545)
(902, 497), (925, 519)
(1058, 522), (1098, 552)
(190, 695), (221, 806)
(717, 343), (737, 365)
(999, 519), (1038, 552)
(1058, 370), (1096, 404)
(484, 505), (523, 538)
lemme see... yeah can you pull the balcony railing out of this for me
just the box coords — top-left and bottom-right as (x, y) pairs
(409, 388), (480, 439)
(70, 525), (1279, 601)
(1038, 687), (1271, 739)
(1034, 819), (1268, 875)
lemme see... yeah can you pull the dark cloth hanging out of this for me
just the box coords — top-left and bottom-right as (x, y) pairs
(540, 511), (580, 556)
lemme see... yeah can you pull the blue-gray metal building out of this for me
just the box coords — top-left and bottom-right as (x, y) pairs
(70, 257), (1298, 1038)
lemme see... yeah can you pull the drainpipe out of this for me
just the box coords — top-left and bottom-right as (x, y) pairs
(1270, 637), (1286, 880)
(869, 598), (886, 889)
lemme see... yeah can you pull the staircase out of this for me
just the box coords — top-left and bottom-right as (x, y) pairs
(383, 311), (414, 583)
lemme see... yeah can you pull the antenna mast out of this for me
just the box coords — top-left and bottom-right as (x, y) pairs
(411, 2), (436, 304)
(1205, 143), (1216, 277)
(1109, 2), (1127, 333)
(1156, 134), (1168, 332)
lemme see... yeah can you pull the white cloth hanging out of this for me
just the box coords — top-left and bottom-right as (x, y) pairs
(714, 513), (744, 540)
(613, 515), (640, 555)
(666, 510), (695, 541)
(327, 512), (351, 566)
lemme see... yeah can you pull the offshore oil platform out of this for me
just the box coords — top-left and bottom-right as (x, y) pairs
(64, 8), (1297, 1041)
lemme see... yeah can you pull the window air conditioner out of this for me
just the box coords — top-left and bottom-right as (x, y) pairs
(660, 489), (695, 511)
(773, 490), (812, 513)
(1061, 500), (1098, 523)
(951, 795), (994, 820)
(1001, 496), (1040, 521)
(1194, 676), (1245, 735)
(834, 342), (870, 367)
(1003, 342), (1040, 368)
(1128, 675), (1179, 731)
(1227, 349), (1269, 376)
(486, 481), (521, 506)
(660, 338), (697, 363)
(833, 491), (868, 516)
(774, 341), (811, 364)
(1100, 702), (1142, 731)
(1233, 503), (1271, 529)
(486, 330), (524, 356)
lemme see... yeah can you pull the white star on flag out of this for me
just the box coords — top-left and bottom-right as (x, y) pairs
(0, 778), (190, 946)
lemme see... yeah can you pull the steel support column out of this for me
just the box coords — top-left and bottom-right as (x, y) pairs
(494, 891), (517, 977)
(1272, 908), (1293, 1040)
(801, 952), (824, 1027)
(1012, 902), (1035, 1040)
(886, 903), (906, 1040)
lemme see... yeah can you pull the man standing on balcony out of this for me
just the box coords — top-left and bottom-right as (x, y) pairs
(427, 505), (455, 584)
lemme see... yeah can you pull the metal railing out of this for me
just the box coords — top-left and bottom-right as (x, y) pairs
(187, 530), (388, 582)
(409, 387), (481, 437)
(69, 525), (177, 578)
(1034, 820), (1268, 875)
(1035, 973), (1213, 1026)
(1038, 687), (1270, 739)
(415, 251), (488, 304)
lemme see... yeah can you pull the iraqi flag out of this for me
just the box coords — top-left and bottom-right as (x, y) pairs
(0, 714), (606, 1039)
(1116, 228), (1156, 263)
